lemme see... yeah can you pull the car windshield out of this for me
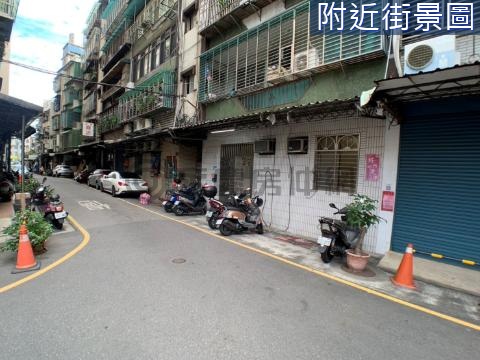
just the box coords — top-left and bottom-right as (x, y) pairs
(119, 172), (140, 179)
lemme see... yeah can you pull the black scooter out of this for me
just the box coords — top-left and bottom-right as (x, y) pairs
(31, 178), (68, 230)
(318, 203), (360, 263)
(172, 186), (207, 216)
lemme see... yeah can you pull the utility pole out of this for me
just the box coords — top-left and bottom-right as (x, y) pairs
(21, 115), (25, 193)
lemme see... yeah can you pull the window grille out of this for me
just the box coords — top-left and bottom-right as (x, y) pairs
(313, 135), (360, 194)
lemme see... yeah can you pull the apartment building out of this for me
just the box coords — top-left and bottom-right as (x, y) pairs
(0, 0), (19, 94)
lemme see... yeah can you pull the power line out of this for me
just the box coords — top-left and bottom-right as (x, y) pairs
(0, 58), (176, 98)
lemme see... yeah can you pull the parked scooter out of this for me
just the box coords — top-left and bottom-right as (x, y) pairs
(206, 191), (247, 230)
(162, 179), (196, 213)
(0, 172), (15, 201)
(172, 184), (213, 216)
(218, 189), (264, 236)
(31, 177), (68, 230)
(318, 203), (361, 263)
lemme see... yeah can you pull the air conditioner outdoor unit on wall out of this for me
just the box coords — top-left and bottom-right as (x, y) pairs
(254, 139), (276, 155)
(294, 49), (319, 72)
(124, 123), (133, 134)
(287, 136), (308, 154)
(404, 35), (460, 75)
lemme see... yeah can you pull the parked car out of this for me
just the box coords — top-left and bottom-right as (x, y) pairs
(53, 165), (74, 178)
(87, 169), (112, 189)
(100, 171), (148, 197)
(74, 169), (93, 183)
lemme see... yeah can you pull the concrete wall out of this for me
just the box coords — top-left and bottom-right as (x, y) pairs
(201, 112), (390, 255)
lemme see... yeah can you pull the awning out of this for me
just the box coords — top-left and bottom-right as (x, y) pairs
(372, 63), (480, 104)
(0, 93), (42, 141)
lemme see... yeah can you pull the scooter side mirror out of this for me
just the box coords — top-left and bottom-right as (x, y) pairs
(224, 191), (230, 195)
(329, 203), (338, 209)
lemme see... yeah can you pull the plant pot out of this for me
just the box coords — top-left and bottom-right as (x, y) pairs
(346, 249), (370, 272)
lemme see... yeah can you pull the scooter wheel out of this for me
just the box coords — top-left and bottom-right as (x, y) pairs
(53, 219), (64, 230)
(164, 202), (173, 213)
(320, 246), (334, 263)
(174, 206), (185, 216)
(256, 224), (264, 234)
(208, 213), (218, 229)
(219, 221), (234, 236)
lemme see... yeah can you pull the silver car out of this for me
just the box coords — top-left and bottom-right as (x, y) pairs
(87, 169), (111, 189)
(53, 165), (74, 178)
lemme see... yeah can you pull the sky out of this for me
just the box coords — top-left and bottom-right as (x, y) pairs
(8, 0), (98, 106)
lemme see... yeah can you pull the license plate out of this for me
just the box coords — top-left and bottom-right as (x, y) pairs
(216, 219), (223, 225)
(174, 200), (180, 205)
(317, 236), (332, 247)
(54, 211), (67, 219)
(162, 201), (167, 206)
(206, 211), (213, 217)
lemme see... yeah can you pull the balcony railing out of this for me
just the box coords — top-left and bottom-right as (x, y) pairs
(83, 92), (97, 116)
(126, 0), (176, 43)
(100, 28), (131, 71)
(85, 2), (101, 37)
(84, 27), (101, 62)
(61, 110), (81, 130)
(64, 89), (80, 106)
(61, 129), (82, 151)
(118, 70), (175, 123)
(52, 116), (60, 131)
(0, 0), (19, 19)
(101, 0), (129, 35)
(98, 107), (121, 134)
(198, 1), (386, 103)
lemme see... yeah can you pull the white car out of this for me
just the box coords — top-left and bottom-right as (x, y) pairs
(100, 171), (148, 197)
(53, 164), (74, 178)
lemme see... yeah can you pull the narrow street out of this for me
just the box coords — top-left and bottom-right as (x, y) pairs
(0, 177), (478, 359)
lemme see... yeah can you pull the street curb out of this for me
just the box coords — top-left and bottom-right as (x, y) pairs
(0, 215), (90, 294)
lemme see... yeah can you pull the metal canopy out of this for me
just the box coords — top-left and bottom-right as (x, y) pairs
(0, 93), (42, 140)
(373, 63), (480, 103)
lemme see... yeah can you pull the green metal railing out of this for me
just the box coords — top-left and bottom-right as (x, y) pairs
(98, 107), (121, 134)
(61, 129), (82, 151)
(118, 70), (175, 123)
(0, 0), (19, 19)
(61, 110), (81, 130)
(198, 1), (385, 103)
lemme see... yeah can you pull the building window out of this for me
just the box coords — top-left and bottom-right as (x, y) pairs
(182, 72), (194, 95)
(184, 11), (196, 34)
(313, 135), (359, 194)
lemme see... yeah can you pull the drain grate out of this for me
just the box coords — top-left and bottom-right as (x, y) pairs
(171, 258), (186, 264)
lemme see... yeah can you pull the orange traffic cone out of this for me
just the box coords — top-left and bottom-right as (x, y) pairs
(11, 224), (41, 274)
(391, 243), (416, 290)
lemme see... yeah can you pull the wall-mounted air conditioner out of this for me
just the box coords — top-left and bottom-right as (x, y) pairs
(254, 139), (276, 155)
(134, 119), (144, 131)
(404, 35), (460, 75)
(144, 118), (152, 129)
(294, 49), (319, 72)
(287, 136), (308, 154)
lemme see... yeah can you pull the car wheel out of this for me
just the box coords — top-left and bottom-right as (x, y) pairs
(111, 186), (116, 197)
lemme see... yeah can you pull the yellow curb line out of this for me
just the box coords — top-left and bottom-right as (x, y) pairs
(0, 215), (90, 294)
(121, 198), (480, 332)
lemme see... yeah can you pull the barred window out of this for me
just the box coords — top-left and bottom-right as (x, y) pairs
(314, 135), (359, 194)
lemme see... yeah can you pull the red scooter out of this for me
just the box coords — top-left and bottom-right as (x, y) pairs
(32, 178), (68, 229)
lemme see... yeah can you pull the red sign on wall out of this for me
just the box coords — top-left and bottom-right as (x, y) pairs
(382, 191), (395, 212)
(366, 154), (380, 182)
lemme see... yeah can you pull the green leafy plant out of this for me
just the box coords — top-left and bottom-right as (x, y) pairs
(21, 177), (54, 198)
(345, 194), (382, 255)
(1, 210), (53, 253)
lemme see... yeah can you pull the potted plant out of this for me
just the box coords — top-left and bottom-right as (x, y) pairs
(344, 194), (382, 272)
(1, 210), (54, 254)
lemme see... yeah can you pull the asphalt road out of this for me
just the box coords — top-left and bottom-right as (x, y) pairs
(0, 177), (478, 359)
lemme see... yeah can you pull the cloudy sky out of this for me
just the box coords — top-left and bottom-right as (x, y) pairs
(9, 0), (98, 106)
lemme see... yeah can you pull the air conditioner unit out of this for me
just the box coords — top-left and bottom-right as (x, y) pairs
(294, 49), (319, 72)
(254, 139), (276, 155)
(124, 123), (133, 134)
(404, 35), (460, 75)
(144, 118), (152, 129)
(134, 119), (144, 131)
(287, 136), (308, 154)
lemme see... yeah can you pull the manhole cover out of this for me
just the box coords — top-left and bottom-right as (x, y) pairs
(172, 258), (186, 264)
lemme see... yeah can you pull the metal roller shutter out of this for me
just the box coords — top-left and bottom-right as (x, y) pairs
(392, 115), (480, 268)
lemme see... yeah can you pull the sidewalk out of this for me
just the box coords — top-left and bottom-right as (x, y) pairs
(0, 200), (14, 245)
(135, 199), (480, 326)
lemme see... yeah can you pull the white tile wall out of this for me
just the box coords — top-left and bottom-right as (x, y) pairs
(201, 112), (388, 254)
